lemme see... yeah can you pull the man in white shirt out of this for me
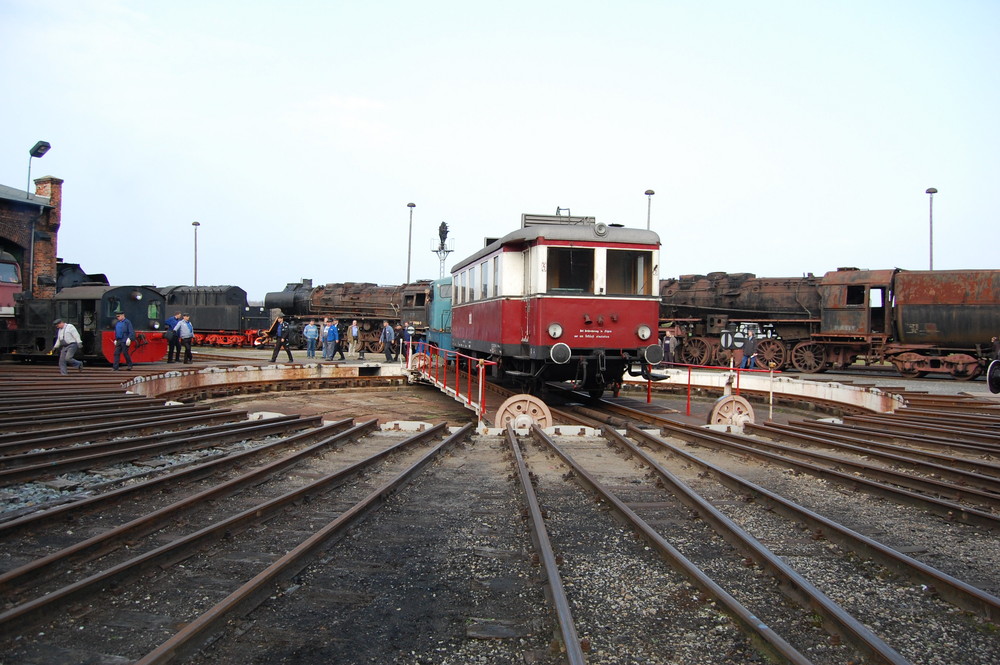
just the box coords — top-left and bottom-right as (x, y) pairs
(53, 318), (84, 375)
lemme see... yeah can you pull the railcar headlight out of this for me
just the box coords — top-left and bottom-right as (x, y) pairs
(636, 324), (652, 341)
(547, 322), (563, 339)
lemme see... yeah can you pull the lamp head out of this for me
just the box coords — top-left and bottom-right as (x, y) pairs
(29, 141), (51, 158)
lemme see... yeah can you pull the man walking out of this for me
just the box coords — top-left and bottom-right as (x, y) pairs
(113, 312), (134, 371)
(380, 320), (395, 363)
(269, 316), (294, 362)
(53, 319), (84, 375)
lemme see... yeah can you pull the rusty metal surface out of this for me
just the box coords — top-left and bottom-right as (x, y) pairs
(893, 270), (1000, 346)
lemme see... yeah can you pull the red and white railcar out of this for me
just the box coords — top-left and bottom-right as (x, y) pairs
(451, 214), (663, 397)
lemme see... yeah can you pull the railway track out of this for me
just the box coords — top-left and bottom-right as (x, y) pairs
(2, 362), (998, 664)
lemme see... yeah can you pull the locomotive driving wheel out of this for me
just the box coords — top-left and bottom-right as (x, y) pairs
(680, 337), (712, 366)
(708, 394), (754, 427)
(494, 394), (553, 429)
(754, 338), (787, 370)
(791, 341), (827, 373)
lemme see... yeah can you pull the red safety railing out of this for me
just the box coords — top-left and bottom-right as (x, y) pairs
(648, 362), (781, 416)
(405, 341), (498, 424)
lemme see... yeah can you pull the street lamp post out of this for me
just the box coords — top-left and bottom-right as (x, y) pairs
(925, 188), (937, 270)
(644, 189), (655, 230)
(26, 141), (51, 199)
(406, 202), (416, 283)
(192, 221), (201, 286)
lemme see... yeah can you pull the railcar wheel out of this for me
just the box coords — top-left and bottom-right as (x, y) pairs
(988, 360), (1000, 394)
(680, 337), (712, 366)
(898, 368), (928, 379)
(708, 395), (754, 427)
(755, 338), (787, 371)
(791, 341), (826, 373)
(409, 352), (431, 372)
(494, 394), (553, 429)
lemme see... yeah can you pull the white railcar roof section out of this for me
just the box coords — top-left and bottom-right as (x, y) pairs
(452, 222), (660, 273)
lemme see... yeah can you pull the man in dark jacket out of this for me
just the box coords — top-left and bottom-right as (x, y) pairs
(269, 316), (294, 362)
(113, 312), (135, 370)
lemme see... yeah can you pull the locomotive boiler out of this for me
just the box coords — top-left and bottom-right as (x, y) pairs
(660, 267), (1000, 380)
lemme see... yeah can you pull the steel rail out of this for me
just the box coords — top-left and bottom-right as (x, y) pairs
(505, 426), (586, 665)
(843, 414), (1000, 446)
(0, 421), (457, 632)
(625, 424), (1000, 623)
(746, 421), (1000, 493)
(651, 419), (1000, 529)
(0, 419), (356, 536)
(528, 425), (818, 665)
(753, 420), (1000, 479)
(0, 397), (167, 419)
(0, 393), (152, 407)
(793, 418), (1000, 456)
(0, 415), (321, 486)
(598, 425), (914, 664)
(0, 410), (248, 453)
(0, 404), (214, 432)
(0, 415), (308, 470)
(133, 422), (475, 665)
(0, 419), (380, 596)
(700, 426), (1000, 512)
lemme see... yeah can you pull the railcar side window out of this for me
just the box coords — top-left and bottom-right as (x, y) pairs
(546, 247), (594, 293)
(492, 257), (499, 297)
(607, 249), (654, 295)
(481, 262), (489, 299)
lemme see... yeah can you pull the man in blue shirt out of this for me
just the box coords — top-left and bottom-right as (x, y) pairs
(113, 312), (135, 370)
(303, 320), (319, 358)
(380, 320), (395, 363)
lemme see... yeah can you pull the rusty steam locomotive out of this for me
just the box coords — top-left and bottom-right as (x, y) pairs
(264, 279), (431, 353)
(661, 268), (1000, 380)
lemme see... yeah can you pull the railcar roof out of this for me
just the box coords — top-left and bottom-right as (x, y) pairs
(452, 223), (659, 272)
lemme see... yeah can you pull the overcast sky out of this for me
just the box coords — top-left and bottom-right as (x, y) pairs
(2, 0), (997, 302)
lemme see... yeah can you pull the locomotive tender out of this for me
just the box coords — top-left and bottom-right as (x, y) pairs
(158, 285), (269, 346)
(661, 268), (1000, 379)
(449, 214), (664, 396)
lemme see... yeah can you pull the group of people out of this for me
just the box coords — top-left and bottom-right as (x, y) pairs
(267, 317), (409, 364)
(164, 311), (195, 363)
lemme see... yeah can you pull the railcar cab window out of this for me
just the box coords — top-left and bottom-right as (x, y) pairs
(0, 262), (19, 283)
(546, 247), (594, 294)
(607, 249), (655, 295)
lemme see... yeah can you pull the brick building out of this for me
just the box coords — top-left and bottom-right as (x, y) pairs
(0, 176), (63, 300)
